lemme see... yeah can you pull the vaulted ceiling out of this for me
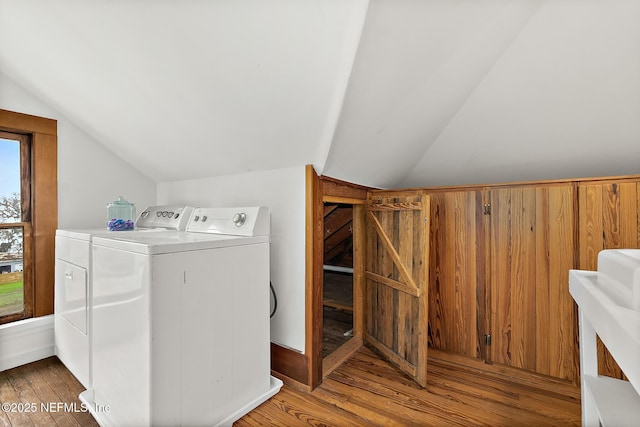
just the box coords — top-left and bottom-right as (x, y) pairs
(1, 0), (639, 189)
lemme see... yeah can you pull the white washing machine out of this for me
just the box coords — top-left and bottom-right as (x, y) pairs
(54, 205), (194, 388)
(82, 207), (282, 427)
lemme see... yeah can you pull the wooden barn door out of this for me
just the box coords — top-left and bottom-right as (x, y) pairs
(365, 191), (430, 387)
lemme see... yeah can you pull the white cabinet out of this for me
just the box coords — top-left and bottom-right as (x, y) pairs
(569, 249), (640, 427)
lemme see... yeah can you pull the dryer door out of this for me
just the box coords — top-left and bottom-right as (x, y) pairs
(55, 260), (88, 334)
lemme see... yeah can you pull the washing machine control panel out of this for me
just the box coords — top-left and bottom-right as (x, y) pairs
(136, 206), (195, 230)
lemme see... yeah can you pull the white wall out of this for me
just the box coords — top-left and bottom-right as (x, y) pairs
(401, 0), (640, 187)
(157, 166), (307, 353)
(0, 73), (156, 228)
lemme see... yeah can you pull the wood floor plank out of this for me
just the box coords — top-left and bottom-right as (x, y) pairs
(36, 358), (97, 427)
(4, 367), (56, 426)
(331, 363), (534, 427)
(2, 347), (580, 427)
(0, 370), (35, 427)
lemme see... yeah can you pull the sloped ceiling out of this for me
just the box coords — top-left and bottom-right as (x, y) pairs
(1, 0), (639, 188)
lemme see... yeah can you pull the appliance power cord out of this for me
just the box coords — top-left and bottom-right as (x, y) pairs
(270, 282), (277, 318)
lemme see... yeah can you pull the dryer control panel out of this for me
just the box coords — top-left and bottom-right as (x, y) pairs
(187, 207), (270, 237)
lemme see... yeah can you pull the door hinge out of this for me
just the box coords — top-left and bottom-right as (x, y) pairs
(484, 334), (492, 345)
(483, 203), (491, 215)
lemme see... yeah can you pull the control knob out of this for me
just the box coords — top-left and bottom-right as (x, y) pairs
(233, 212), (246, 227)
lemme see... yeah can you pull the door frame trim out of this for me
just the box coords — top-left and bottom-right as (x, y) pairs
(305, 165), (370, 389)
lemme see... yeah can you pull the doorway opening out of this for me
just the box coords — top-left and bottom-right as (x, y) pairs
(321, 197), (365, 378)
(322, 203), (354, 358)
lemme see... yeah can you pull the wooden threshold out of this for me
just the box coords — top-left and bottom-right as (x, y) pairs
(322, 337), (362, 378)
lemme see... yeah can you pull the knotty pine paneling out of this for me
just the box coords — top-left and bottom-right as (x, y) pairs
(578, 179), (640, 380)
(428, 190), (486, 359)
(490, 185), (577, 382)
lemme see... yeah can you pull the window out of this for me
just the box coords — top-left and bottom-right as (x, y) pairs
(0, 109), (57, 324)
(0, 131), (32, 322)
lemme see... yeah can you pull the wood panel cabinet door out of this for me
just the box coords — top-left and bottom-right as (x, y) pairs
(489, 185), (578, 382)
(366, 191), (430, 387)
(578, 180), (640, 379)
(428, 190), (489, 360)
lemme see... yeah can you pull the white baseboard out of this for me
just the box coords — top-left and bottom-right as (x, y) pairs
(0, 315), (55, 372)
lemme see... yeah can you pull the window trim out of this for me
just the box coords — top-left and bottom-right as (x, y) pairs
(0, 130), (33, 322)
(0, 109), (57, 321)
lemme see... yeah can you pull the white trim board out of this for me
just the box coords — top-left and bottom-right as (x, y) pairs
(0, 315), (55, 372)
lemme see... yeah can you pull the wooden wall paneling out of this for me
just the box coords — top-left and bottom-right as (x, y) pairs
(489, 188), (512, 367)
(534, 187), (551, 376)
(491, 184), (577, 380)
(578, 184), (603, 269)
(491, 187), (538, 371)
(578, 180), (640, 380)
(514, 188), (537, 372)
(428, 193), (445, 351)
(427, 190), (483, 359)
(476, 190), (491, 361)
(489, 185), (577, 381)
(542, 185), (578, 382)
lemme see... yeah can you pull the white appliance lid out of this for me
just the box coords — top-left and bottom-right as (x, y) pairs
(92, 232), (269, 255)
(56, 227), (179, 241)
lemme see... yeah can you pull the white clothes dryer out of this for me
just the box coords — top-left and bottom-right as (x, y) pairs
(82, 207), (282, 427)
(54, 205), (194, 388)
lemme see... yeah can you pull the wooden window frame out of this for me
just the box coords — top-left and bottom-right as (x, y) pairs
(0, 109), (57, 322)
(0, 130), (33, 323)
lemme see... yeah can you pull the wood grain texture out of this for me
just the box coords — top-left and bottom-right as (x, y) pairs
(352, 204), (366, 341)
(305, 165), (324, 388)
(0, 111), (58, 321)
(0, 357), (98, 427)
(32, 133), (57, 317)
(428, 190), (483, 359)
(320, 175), (370, 201)
(490, 185), (577, 382)
(578, 179), (640, 380)
(239, 346), (580, 427)
(0, 109), (57, 136)
(366, 192), (429, 386)
(271, 343), (309, 386)
(2, 348), (581, 427)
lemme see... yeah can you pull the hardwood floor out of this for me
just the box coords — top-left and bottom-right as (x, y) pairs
(323, 271), (354, 358)
(323, 306), (353, 358)
(1, 347), (581, 426)
(238, 346), (581, 426)
(0, 357), (98, 427)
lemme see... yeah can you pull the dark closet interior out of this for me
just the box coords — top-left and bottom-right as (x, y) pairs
(322, 203), (354, 357)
